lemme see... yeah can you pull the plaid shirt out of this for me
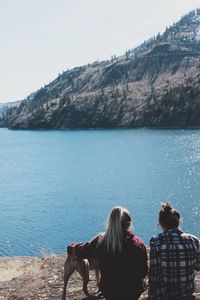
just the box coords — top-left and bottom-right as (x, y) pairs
(148, 229), (200, 300)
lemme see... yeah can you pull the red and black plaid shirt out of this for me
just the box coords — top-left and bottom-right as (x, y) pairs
(148, 229), (200, 300)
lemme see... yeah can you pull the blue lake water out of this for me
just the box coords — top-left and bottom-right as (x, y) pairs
(0, 128), (199, 257)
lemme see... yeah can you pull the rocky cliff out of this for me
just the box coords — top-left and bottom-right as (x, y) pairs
(0, 101), (21, 117)
(0, 254), (199, 300)
(1, 9), (200, 129)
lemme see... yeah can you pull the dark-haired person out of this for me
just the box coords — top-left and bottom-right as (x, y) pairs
(68, 206), (148, 300)
(148, 203), (200, 300)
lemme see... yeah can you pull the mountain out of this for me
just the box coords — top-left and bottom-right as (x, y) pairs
(1, 9), (200, 129)
(0, 101), (21, 117)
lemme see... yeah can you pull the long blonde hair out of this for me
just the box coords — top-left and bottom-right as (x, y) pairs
(101, 206), (132, 253)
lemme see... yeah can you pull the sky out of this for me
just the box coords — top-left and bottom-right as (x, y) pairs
(0, 0), (200, 103)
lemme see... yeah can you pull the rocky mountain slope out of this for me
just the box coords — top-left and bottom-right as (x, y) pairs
(0, 254), (199, 300)
(1, 9), (200, 129)
(0, 101), (21, 117)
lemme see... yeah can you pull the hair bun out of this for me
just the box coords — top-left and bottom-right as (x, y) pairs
(162, 202), (172, 212)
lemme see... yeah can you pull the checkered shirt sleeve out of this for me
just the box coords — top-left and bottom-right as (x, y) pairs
(148, 237), (164, 299)
(196, 238), (200, 271)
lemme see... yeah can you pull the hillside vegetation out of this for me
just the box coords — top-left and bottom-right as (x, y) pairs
(1, 9), (200, 129)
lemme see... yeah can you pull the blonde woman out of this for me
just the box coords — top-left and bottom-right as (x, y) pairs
(68, 206), (148, 300)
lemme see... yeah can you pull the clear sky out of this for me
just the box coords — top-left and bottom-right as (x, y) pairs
(0, 0), (199, 103)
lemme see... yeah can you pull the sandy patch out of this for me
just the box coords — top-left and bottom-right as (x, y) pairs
(0, 257), (41, 282)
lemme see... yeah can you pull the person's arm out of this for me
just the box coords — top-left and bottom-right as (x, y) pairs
(137, 242), (148, 278)
(148, 238), (161, 300)
(67, 234), (101, 259)
(195, 238), (200, 271)
(132, 236), (148, 278)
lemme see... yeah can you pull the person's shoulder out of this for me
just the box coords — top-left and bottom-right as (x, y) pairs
(149, 232), (164, 246)
(91, 232), (104, 242)
(134, 236), (145, 246)
(181, 232), (199, 239)
(95, 232), (104, 238)
(181, 232), (200, 245)
(128, 231), (146, 248)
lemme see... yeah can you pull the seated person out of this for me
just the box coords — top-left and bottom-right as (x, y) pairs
(148, 203), (200, 300)
(68, 206), (148, 300)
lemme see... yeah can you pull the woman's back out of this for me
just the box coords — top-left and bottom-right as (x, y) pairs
(97, 230), (147, 299)
(148, 203), (200, 300)
(68, 206), (148, 300)
(149, 229), (199, 299)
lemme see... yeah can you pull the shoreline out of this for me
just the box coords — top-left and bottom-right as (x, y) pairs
(0, 254), (199, 300)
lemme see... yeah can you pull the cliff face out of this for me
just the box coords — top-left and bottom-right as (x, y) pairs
(0, 254), (200, 300)
(1, 9), (200, 129)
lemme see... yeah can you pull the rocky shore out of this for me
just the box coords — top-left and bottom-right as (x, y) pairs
(0, 254), (199, 300)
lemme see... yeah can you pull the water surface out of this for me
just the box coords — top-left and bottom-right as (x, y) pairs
(0, 128), (199, 256)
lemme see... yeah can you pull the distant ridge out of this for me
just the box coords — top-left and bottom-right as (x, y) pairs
(1, 9), (200, 129)
(0, 101), (21, 117)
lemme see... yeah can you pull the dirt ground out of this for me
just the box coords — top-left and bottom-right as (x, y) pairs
(0, 254), (199, 300)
